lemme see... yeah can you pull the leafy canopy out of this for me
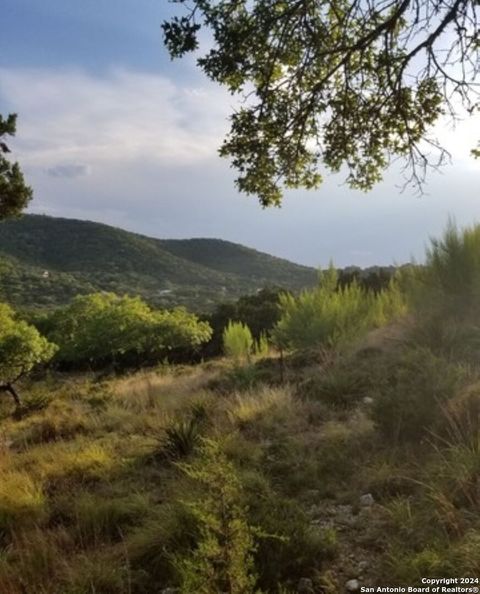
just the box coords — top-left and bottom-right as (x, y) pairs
(46, 292), (212, 366)
(0, 114), (32, 220)
(0, 302), (57, 386)
(163, 0), (479, 206)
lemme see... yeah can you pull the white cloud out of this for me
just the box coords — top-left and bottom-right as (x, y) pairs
(0, 67), (231, 171)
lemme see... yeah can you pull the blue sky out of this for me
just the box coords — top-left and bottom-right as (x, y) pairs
(1, 0), (479, 267)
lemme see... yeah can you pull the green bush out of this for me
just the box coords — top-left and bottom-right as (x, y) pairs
(372, 347), (466, 443)
(301, 354), (383, 409)
(223, 320), (254, 362)
(46, 293), (212, 369)
(175, 439), (258, 594)
(243, 471), (337, 591)
(403, 221), (480, 365)
(409, 220), (480, 320)
(272, 266), (404, 352)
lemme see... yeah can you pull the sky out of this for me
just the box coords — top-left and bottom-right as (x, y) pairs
(0, 0), (479, 268)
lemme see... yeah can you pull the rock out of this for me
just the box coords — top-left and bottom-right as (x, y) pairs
(161, 589), (179, 594)
(297, 577), (314, 593)
(363, 396), (374, 405)
(358, 560), (369, 572)
(346, 579), (360, 592)
(359, 493), (375, 507)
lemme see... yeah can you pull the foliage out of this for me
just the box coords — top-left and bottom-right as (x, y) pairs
(223, 321), (254, 362)
(0, 114), (32, 220)
(272, 266), (405, 351)
(409, 220), (480, 321)
(0, 302), (57, 400)
(371, 347), (467, 443)
(160, 407), (208, 460)
(204, 287), (284, 357)
(163, 0), (478, 205)
(45, 292), (212, 368)
(0, 214), (317, 311)
(243, 471), (336, 590)
(175, 439), (258, 594)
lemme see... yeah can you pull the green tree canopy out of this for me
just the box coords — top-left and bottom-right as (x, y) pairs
(46, 293), (212, 368)
(0, 114), (32, 220)
(163, 0), (479, 206)
(0, 303), (57, 404)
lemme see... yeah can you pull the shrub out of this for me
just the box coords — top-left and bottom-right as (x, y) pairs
(410, 220), (480, 320)
(242, 471), (337, 591)
(301, 354), (383, 409)
(175, 439), (258, 594)
(223, 321), (254, 362)
(371, 347), (466, 443)
(272, 266), (404, 352)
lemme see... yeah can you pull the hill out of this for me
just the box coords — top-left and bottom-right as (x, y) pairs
(0, 214), (318, 310)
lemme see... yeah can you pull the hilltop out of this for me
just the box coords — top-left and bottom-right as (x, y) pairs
(0, 214), (318, 310)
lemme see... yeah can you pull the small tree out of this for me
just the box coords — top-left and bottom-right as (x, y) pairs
(272, 266), (405, 351)
(223, 321), (254, 363)
(0, 303), (57, 405)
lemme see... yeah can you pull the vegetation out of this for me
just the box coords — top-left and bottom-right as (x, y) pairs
(272, 266), (405, 351)
(0, 214), (317, 311)
(43, 292), (212, 369)
(0, 114), (32, 220)
(163, 0), (478, 205)
(223, 321), (255, 363)
(0, 303), (57, 405)
(2, 222), (480, 591)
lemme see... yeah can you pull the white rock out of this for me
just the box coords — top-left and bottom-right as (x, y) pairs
(358, 560), (369, 572)
(346, 578), (360, 592)
(359, 493), (375, 507)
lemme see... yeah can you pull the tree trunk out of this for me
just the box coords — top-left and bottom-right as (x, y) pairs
(0, 383), (21, 406)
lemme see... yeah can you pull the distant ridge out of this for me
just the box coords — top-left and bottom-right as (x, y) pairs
(0, 214), (318, 310)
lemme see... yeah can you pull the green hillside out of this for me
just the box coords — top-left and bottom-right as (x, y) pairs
(0, 215), (317, 310)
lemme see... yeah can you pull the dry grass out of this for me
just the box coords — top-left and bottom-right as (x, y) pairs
(110, 365), (220, 413)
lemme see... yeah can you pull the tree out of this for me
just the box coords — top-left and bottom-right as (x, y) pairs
(223, 321), (254, 362)
(271, 266), (405, 350)
(0, 303), (57, 405)
(0, 114), (32, 220)
(205, 288), (284, 357)
(163, 0), (479, 206)
(46, 293), (212, 369)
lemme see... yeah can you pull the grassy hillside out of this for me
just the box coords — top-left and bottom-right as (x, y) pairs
(0, 215), (317, 311)
(1, 223), (480, 592)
